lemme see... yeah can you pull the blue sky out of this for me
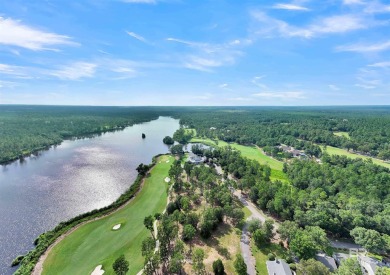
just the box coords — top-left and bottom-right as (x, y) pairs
(1, 0), (390, 106)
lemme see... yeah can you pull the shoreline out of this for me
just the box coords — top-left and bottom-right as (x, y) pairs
(0, 116), (163, 167)
(14, 154), (165, 275)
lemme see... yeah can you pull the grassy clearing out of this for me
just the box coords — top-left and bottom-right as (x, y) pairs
(183, 223), (241, 275)
(322, 145), (390, 169)
(190, 137), (288, 182)
(251, 241), (289, 275)
(42, 155), (173, 275)
(333, 131), (350, 139)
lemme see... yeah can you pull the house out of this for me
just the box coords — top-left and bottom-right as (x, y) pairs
(188, 153), (205, 164)
(333, 253), (350, 266)
(316, 253), (337, 272)
(266, 259), (292, 275)
(359, 256), (383, 275)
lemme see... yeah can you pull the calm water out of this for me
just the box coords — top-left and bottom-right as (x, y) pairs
(0, 116), (179, 274)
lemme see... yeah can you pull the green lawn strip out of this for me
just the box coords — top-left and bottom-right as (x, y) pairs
(251, 241), (288, 275)
(321, 145), (390, 169)
(190, 137), (288, 182)
(42, 155), (173, 275)
(333, 131), (350, 139)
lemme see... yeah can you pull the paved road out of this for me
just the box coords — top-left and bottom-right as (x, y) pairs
(240, 218), (257, 275)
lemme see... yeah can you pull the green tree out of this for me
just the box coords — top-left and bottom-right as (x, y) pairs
(234, 254), (247, 275)
(170, 144), (184, 155)
(248, 218), (262, 233)
(192, 248), (205, 274)
(253, 229), (267, 248)
(144, 215), (155, 239)
(212, 259), (225, 275)
(376, 267), (390, 275)
(163, 136), (174, 145)
(296, 259), (331, 275)
(289, 231), (317, 260)
(182, 224), (196, 242)
(136, 163), (149, 175)
(112, 255), (129, 275)
(336, 258), (362, 275)
(351, 227), (386, 253)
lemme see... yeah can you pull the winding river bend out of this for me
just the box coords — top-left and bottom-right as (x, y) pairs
(0, 116), (179, 275)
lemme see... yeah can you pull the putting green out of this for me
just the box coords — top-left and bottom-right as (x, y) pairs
(42, 155), (173, 275)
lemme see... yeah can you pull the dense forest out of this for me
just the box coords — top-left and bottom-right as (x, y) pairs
(192, 146), (390, 254)
(178, 106), (390, 160)
(2, 105), (390, 164)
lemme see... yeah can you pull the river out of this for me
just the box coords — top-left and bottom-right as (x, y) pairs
(0, 116), (179, 274)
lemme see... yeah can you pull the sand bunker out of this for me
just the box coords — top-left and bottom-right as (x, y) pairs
(91, 265), (104, 275)
(166, 160), (170, 163)
(112, 224), (121, 230)
(164, 177), (171, 183)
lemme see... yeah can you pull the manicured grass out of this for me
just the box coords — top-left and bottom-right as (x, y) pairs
(184, 128), (197, 136)
(42, 155), (173, 275)
(333, 131), (350, 139)
(251, 241), (288, 275)
(321, 145), (390, 169)
(190, 138), (289, 182)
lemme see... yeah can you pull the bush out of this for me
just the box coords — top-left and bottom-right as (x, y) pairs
(212, 259), (225, 275)
(290, 263), (296, 270)
(166, 202), (178, 214)
(268, 253), (275, 261)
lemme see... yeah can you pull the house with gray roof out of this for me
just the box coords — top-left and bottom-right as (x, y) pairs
(266, 259), (292, 275)
(316, 253), (337, 272)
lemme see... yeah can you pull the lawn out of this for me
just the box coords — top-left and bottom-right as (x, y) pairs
(321, 145), (390, 169)
(251, 241), (289, 275)
(190, 138), (288, 182)
(333, 131), (350, 139)
(42, 155), (173, 275)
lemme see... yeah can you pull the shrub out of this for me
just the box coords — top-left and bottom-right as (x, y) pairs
(268, 253), (275, 261)
(212, 259), (225, 275)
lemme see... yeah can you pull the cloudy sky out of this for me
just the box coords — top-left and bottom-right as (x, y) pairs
(1, 0), (390, 105)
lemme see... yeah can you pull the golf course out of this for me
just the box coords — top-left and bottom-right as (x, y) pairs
(40, 155), (173, 275)
(321, 145), (390, 169)
(190, 137), (288, 181)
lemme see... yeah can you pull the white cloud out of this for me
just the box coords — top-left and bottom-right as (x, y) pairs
(219, 83), (228, 88)
(355, 84), (376, 89)
(343, 0), (365, 5)
(252, 12), (367, 38)
(50, 62), (97, 80)
(167, 37), (242, 72)
(192, 93), (212, 100)
(272, 3), (309, 11)
(369, 61), (390, 68)
(0, 17), (76, 51)
(121, 0), (156, 3)
(328, 84), (340, 91)
(336, 40), (390, 52)
(126, 31), (147, 43)
(253, 91), (305, 99)
(228, 97), (252, 101)
(251, 75), (269, 89)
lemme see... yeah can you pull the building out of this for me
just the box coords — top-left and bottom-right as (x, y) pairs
(266, 259), (293, 275)
(359, 256), (384, 275)
(333, 253), (351, 266)
(188, 153), (205, 164)
(316, 253), (337, 272)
